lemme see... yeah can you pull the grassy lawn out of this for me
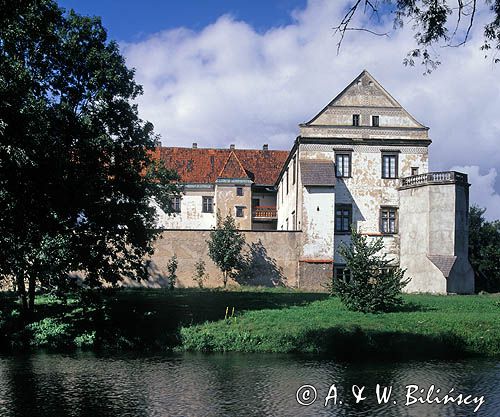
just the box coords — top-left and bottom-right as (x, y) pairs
(2, 289), (499, 359)
(180, 293), (500, 359)
(0, 288), (327, 351)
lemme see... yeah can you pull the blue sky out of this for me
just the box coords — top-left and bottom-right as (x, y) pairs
(58, 0), (308, 42)
(57, 0), (500, 219)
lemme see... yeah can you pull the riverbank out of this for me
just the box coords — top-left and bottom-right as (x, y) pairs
(180, 293), (500, 359)
(1, 289), (499, 359)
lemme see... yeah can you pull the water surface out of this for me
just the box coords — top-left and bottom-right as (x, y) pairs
(0, 352), (498, 416)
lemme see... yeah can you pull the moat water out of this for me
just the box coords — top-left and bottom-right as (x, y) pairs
(0, 352), (499, 416)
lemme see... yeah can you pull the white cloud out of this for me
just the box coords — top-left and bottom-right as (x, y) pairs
(450, 166), (500, 221)
(121, 0), (500, 219)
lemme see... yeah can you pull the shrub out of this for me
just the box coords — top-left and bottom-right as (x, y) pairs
(193, 259), (207, 288)
(331, 229), (411, 313)
(167, 255), (178, 290)
(28, 318), (73, 348)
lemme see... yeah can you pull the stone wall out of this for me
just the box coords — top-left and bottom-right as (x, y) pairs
(125, 230), (303, 289)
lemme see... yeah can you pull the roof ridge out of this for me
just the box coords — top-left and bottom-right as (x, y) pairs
(218, 150), (250, 179)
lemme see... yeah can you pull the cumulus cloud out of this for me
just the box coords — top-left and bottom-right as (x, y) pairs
(121, 0), (500, 219)
(451, 166), (500, 221)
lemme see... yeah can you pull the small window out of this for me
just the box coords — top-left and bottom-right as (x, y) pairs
(335, 204), (352, 233)
(352, 114), (360, 126)
(372, 115), (379, 127)
(382, 154), (398, 179)
(171, 197), (181, 213)
(236, 187), (243, 196)
(334, 266), (351, 283)
(381, 207), (398, 234)
(335, 153), (351, 178)
(236, 206), (244, 217)
(411, 167), (419, 176)
(292, 211), (295, 230)
(202, 196), (213, 213)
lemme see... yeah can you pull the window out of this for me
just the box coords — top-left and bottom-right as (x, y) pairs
(352, 114), (360, 126)
(372, 115), (379, 127)
(334, 266), (351, 283)
(380, 207), (398, 234)
(171, 197), (181, 213)
(236, 187), (243, 196)
(202, 196), (213, 213)
(292, 211), (295, 230)
(411, 167), (419, 176)
(335, 204), (352, 233)
(335, 153), (351, 178)
(286, 218), (289, 230)
(382, 154), (398, 179)
(236, 206), (244, 217)
(292, 156), (296, 185)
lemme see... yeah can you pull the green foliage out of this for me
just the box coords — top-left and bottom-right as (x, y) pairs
(331, 229), (411, 313)
(74, 331), (96, 348)
(166, 255), (178, 290)
(181, 294), (500, 357)
(469, 205), (500, 292)
(0, 1), (179, 315)
(193, 259), (207, 288)
(28, 318), (73, 349)
(207, 212), (246, 288)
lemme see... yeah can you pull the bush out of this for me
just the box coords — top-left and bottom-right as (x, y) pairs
(167, 255), (178, 290)
(331, 229), (411, 313)
(28, 318), (73, 348)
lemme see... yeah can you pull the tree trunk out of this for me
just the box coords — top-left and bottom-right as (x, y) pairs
(28, 275), (36, 317)
(223, 271), (227, 288)
(15, 274), (28, 318)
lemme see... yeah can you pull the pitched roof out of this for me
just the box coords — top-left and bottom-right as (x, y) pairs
(218, 151), (249, 179)
(154, 147), (289, 186)
(300, 160), (336, 186)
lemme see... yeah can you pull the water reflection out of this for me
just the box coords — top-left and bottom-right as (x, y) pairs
(0, 352), (498, 417)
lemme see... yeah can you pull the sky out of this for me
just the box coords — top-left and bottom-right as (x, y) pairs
(58, 0), (500, 220)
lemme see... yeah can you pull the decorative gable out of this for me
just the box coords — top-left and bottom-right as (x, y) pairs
(218, 151), (250, 180)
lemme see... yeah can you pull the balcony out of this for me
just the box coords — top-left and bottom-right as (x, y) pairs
(400, 171), (469, 189)
(252, 206), (277, 219)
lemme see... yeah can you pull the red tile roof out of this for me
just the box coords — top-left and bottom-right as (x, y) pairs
(154, 147), (289, 186)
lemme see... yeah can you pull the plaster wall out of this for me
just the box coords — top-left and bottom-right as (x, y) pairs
(215, 183), (252, 229)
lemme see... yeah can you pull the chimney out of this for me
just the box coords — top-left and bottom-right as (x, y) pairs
(192, 142), (197, 149)
(230, 144), (235, 150)
(262, 144), (269, 151)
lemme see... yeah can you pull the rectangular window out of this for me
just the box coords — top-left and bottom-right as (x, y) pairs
(380, 207), (398, 234)
(334, 266), (351, 283)
(372, 115), (380, 127)
(202, 196), (213, 213)
(411, 167), (419, 176)
(292, 156), (296, 185)
(236, 187), (243, 196)
(382, 154), (398, 179)
(335, 153), (351, 178)
(335, 204), (352, 233)
(171, 196), (181, 213)
(236, 206), (244, 217)
(352, 114), (360, 126)
(292, 211), (295, 230)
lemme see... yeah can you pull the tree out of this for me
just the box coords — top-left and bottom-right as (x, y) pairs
(469, 205), (500, 292)
(207, 212), (245, 288)
(0, 1), (179, 318)
(334, 1), (500, 72)
(331, 229), (411, 313)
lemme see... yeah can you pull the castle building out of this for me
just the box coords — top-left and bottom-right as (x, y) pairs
(154, 70), (474, 293)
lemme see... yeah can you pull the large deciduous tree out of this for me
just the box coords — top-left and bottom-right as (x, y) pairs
(334, 1), (500, 72)
(0, 0), (178, 317)
(469, 205), (500, 292)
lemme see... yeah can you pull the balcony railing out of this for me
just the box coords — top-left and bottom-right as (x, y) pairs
(400, 171), (468, 189)
(253, 206), (277, 219)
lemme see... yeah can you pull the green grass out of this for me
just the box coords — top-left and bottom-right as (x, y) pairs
(180, 294), (500, 359)
(2, 289), (499, 359)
